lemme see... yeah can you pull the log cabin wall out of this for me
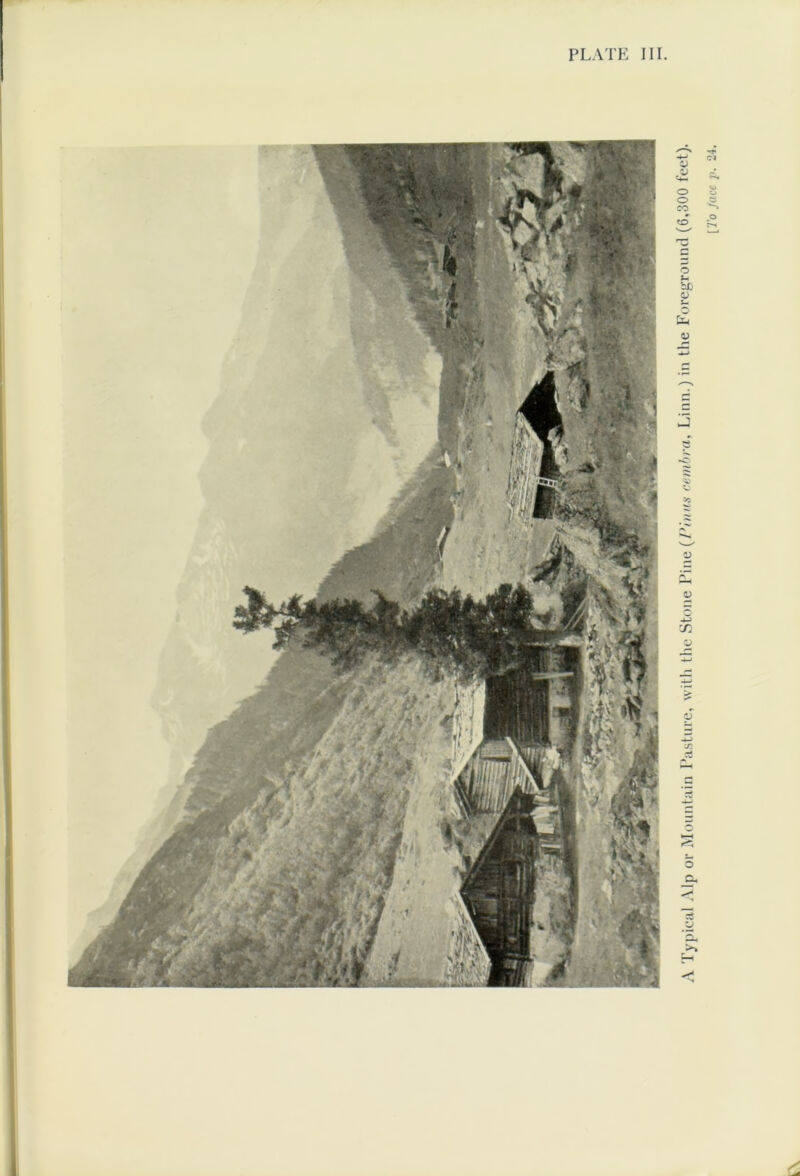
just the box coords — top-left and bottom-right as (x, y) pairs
(532, 441), (559, 518)
(485, 668), (550, 744)
(484, 652), (578, 748)
(464, 859), (505, 958)
(461, 807), (538, 968)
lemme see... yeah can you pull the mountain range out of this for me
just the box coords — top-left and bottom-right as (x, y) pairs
(70, 144), (452, 970)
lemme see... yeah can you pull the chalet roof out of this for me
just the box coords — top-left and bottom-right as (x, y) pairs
(460, 788), (536, 896)
(507, 370), (563, 521)
(450, 679), (486, 778)
(443, 893), (492, 987)
(460, 789), (540, 982)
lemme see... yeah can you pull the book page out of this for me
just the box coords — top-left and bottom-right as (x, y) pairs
(3, 2), (799, 1174)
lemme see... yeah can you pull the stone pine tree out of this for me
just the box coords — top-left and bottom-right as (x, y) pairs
(233, 583), (578, 682)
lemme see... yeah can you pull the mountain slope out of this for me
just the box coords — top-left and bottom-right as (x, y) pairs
(70, 451), (454, 986)
(71, 145), (447, 961)
(125, 658), (450, 988)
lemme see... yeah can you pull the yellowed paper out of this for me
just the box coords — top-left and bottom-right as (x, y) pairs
(3, 2), (800, 1174)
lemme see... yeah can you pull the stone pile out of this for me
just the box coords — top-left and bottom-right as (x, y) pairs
(496, 142), (587, 341)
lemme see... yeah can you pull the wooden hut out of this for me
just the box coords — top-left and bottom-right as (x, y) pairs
(456, 737), (537, 815)
(460, 789), (539, 986)
(456, 736), (564, 857)
(506, 371), (562, 521)
(484, 646), (578, 749)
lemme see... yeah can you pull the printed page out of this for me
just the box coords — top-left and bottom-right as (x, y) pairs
(3, 2), (799, 1174)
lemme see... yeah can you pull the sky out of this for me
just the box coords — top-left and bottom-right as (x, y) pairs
(62, 147), (262, 948)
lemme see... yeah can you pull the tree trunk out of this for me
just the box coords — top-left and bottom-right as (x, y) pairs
(514, 628), (583, 648)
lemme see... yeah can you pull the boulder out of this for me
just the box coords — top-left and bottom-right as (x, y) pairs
(541, 304), (556, 331)
(545, 266), (567, 308)
(551, 142), (587, 190)
(522, 258), (541, 290)
(499, 173), (521, 205)
(545, 199), (567, 233)
(510, 152), (547, 199)
(552, 439), (570, 470)
(560, 368), (590, 412)
(561, 301), (583, 331)
(518, 237), (538, 263)
(520, 197), (541, 228)
(548, 326), (586, 370)
(511, 219), (535, 249)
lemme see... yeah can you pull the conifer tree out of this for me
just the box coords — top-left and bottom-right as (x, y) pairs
(234, 583), (578, 681)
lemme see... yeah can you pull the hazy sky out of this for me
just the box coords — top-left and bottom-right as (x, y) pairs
(63, 148), (262, 947)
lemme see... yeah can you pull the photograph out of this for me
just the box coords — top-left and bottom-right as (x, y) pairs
(65, 140), (657, 989)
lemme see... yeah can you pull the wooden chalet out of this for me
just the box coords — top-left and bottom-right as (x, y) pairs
(449, 633), (580, 985)
(506, 371), (563, 521)
(484, 645), (579, 750)
(460, 790), (540, 986)
(451, 645), (580, 985)
(450, 644), (579, 785)
(455, 735), (564, 858)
